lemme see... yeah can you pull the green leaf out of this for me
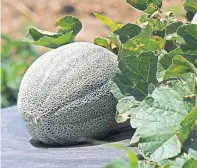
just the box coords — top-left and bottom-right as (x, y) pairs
(113, 24), (142, 44)
(122, 36), (165, 56)
(94, 37), (112, 50)
(55, 15), (82, 35)
(183, 127), (197, 152)
(104, 159), (130, 168)
(184, 0), (197, 13)
(126, 0), (162, 14)
(167, 74), (196, 111)
(177, 106), (197, 144)
(165, 21), (183, 37)
(24, 16), (82, 48)
(168, 156), (190, 168)
(93, 12), (123, 31)
(183, 159), (197, 168)
(127, 149), (138, 168)
(24, 28), (74, 48)
(156, 50), (168, 82)
(160, 24), (197, 70)
(159, 48), (197, 70)
(188, 148), (197, 160)
(177, 24), (197, 50)
(139, 25), (152, 37)
(116, 96), (140, 123)
(130, 87), (188, 128)
(111, 36), (165, 100)
(139, 13), (149, 24)
(165, 22), (183, 46)
(113, 51), (157, 100)
(108, 80), (124, 100)
(129, 87), (188, 161)
(164, 55), (197, 80)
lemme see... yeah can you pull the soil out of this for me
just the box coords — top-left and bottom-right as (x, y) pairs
(2, 0), (185, 43)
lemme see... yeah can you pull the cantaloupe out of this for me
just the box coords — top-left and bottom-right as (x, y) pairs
(17, 42), (118, 145)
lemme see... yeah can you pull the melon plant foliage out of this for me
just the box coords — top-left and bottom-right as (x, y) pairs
(24, 0), (197, 167)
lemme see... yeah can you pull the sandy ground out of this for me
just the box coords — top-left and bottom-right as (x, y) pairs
(2, 0), (185, 43)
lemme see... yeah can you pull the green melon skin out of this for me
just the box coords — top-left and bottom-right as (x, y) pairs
(17, 42), (119, 145)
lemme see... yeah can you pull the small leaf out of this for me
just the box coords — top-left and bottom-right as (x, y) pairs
(55, 15), (82, 35)
(94, 37), (111, 50)
(164, 55), (197, 80)
(165, 21), (183, 39)
(184, 0), (197, 13)
(116, 96), (140, 123)
(24, 16), (82, 48)
(93, 12), (122, 31)
(24, 28), (74, 48)
(139, 13), (149, 24)
(139, 25), (152, 37)
(126, 0), (162, 14)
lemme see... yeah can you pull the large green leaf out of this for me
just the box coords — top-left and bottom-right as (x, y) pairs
(129, 87), (187, 128)
(24, 16), (82, 48)
(111, 36), (165, 100)
(129, 87), (188, 161)
(93, 12), (123, 31)
(122, 36), (165, 57)
(164, 55), (197, 80)
(113, 51), (157, 100)
(126, 0), (162, 14)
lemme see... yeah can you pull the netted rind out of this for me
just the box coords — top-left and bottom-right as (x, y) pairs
(18, 42), (118, 145)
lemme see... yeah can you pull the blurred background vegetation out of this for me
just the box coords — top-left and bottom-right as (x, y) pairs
(1, 0), (185, 108)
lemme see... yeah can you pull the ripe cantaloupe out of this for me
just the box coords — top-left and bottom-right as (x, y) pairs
(17, 42), (118, 145)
